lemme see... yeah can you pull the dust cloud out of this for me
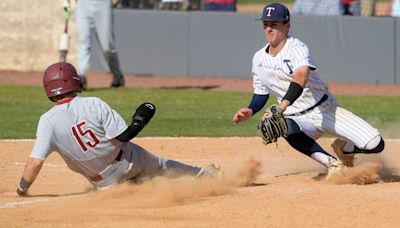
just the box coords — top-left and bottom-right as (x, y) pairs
(325, 162), (381, 185)
(85, 159), (263, 208)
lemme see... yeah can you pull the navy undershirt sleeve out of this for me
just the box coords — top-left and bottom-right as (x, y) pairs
(248, 94), (269, 115)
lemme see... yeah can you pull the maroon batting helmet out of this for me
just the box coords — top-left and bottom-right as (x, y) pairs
(43, 62), (81, 100)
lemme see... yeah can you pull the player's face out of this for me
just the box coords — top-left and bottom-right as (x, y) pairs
(263, 21), (290, 47)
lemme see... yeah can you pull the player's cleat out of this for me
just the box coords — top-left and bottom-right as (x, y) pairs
(326, 157), (346, 179)
(197, 163), (223, 178)
(331, 139), (355, 167)
(111, 76), (125, 88)
(80, 76), (87, 91)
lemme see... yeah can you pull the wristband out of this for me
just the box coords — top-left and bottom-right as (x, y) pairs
(16, 177), (32, 196)
(282, 82), (303, 105)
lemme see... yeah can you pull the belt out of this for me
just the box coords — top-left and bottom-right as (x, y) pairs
(287, 94), (328, 117)
(89, 149), (124, 182)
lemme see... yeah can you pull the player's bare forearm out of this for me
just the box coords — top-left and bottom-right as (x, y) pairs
(11, 158), (44, 196)
(279, 66), (310, 112)
(278, 100), (291, 112)
(3, 158), (43, 197)
(22, 158), (44, 182)
(292, 66), (309, 87)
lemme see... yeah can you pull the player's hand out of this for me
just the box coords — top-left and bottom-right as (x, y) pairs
(2, 191), (20, 197)
(64, 9), (71, 21)
(261, 111), (272, 121)
(233, 108), (253, 124)
(262, 105), (283, 121)
(63, 0), (72, 20)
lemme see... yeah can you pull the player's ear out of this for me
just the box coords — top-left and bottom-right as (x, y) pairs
(285, 22), (290, 33)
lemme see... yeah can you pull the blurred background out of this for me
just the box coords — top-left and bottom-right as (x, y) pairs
(0, 0), (398, 83)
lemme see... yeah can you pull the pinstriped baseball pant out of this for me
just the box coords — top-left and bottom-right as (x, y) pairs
(287, 99), (380, 150)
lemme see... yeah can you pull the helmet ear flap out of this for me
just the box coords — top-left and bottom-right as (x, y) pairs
(43, 62), (81, 100)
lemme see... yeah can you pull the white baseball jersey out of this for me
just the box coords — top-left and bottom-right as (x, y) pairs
(252, 36), (335, 116)
(252, 36), (380, 149)
(30, 96), (128, 178)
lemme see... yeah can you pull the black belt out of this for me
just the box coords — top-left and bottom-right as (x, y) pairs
(89, 149), (124, 182)
(287, 94), (328, 116)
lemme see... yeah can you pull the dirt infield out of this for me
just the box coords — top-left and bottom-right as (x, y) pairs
(1, 71), (400, 227)
(1, 138), (400, 227)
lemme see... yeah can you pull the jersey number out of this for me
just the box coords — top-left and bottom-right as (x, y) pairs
(72, 121), (100, 152)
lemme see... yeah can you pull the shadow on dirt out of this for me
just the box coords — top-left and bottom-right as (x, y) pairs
(312, 172), (328, 181)
(27, 188), (94, 197)
(380, 167), (400, 183)
(311, 167), (400, 183)
(246, 183), (268, 187)
(83, 85), (220, 92)
(159, 85), (220, 90)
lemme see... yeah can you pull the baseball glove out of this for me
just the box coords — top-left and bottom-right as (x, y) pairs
(257, 105), (288, 144)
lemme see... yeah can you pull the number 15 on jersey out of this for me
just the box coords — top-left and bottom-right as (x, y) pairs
(72, 121), (100, 152)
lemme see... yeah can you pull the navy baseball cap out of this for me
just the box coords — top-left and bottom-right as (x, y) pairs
(257, 3), (290, 22)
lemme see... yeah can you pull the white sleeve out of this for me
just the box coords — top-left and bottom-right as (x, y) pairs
(97, 99), (128, 140)
(291, 42), (316, 71)
(30, 116), (54, 160)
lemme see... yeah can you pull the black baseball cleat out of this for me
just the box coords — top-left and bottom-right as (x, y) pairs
(111, 76), (125, 88)
(80, 76), (87, 91)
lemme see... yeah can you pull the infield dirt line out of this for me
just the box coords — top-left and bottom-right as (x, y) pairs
(0, 198), (50, 209)
(13, 162), (67, 167)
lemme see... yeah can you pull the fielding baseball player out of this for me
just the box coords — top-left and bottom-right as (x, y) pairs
(232, 3), (384, 174)
(3, 62), (219, 197)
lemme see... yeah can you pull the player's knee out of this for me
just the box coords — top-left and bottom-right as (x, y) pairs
(361, 137), (385, 154)
(369, 137), (385, 153)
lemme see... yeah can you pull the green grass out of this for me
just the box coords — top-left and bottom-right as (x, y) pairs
(0, 85), (399, 139)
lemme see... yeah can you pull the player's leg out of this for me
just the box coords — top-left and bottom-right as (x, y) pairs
(76, 0), (94, 89)
(320, 106), (384, 167)
(93, 0), (124, 87)
(124, 143), (218, 181)
(284, 118), (342, 169)
(322, 106), (384, 154)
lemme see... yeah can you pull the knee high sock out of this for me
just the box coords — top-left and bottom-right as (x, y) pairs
(285, 119), (335, 167)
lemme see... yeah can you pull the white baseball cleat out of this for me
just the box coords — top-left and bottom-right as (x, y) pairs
(197, 163), (223, 178)
(326, 157), (346, 179)
(331, 139), (355, 167)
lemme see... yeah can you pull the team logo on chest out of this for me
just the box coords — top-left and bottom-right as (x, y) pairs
(283, 59), (293, 74)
